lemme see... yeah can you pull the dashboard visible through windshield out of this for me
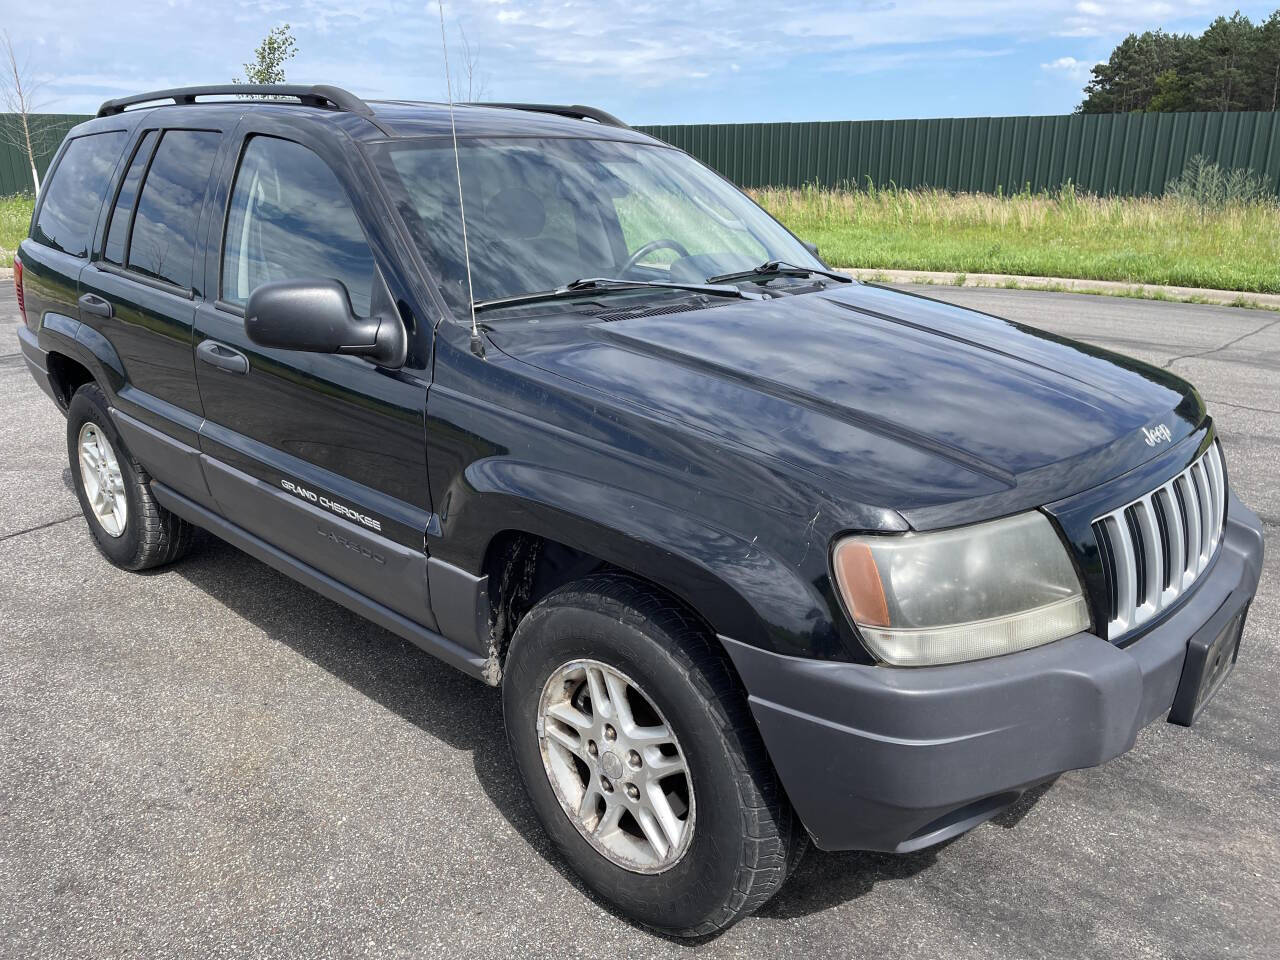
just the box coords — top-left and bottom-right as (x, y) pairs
(370, 136), (823, 313)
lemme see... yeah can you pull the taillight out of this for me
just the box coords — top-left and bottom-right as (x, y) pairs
(13, 254), (28, 329)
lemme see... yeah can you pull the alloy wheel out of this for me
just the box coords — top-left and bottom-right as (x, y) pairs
(537, 658), (695, 873)
(77, 422), (127, 537)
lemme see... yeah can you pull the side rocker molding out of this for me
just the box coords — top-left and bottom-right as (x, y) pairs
(151, 482), (492, 684)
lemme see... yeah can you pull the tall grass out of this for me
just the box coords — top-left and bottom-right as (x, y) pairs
(1, 194), (33, 268)
(752, 181), (1280, 293)
(5, 180), (1280, 293)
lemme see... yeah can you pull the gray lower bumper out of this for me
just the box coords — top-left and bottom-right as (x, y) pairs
(724, 493), (1264, 853)
(16, 323), (58, 405)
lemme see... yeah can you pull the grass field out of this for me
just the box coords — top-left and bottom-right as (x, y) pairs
(6, 187), (1280, 295)
(1, 194), (33, 268)
(752, 185), (1280, 294)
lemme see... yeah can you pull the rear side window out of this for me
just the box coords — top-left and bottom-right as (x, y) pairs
(32, 131), (127, 257)
(221, 136), (375, 316)
(103, 130), (158, 265)
(126, 130), (221, 290)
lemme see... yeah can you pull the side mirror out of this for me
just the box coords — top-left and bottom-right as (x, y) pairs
(245, 279), (407, 368)
(801, 240), (821, 259)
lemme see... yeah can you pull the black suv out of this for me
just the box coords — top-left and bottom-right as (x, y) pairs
(14, 85), (1265, 936)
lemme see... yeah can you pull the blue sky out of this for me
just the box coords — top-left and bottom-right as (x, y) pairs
(8, 1), (1279, 123)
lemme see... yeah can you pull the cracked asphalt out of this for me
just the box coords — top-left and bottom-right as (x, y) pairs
(1, 283), (1277, 959)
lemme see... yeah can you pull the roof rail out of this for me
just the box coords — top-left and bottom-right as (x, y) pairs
(474, 102), (629, 129)
(97, 84), (375, 119)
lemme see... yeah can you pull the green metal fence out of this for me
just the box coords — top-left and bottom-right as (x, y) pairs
(0, 113), (92, 196)
(4, 109), (1280, 197)
(636, 111), (1280, 195)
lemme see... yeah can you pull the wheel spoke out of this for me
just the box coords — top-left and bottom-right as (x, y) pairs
(633, 806), (670, 859)
(577, 784), (603, 821)
(544, 720), (583, 755)
(584, 666), (612, 720)
(641, 748), (686, 780)
(645, 784), (686, 850)
(546, 700), (593, 734)
(593, 798), (624, 837)
(602, 670), (635, 732)
(627, 721), (672, 745)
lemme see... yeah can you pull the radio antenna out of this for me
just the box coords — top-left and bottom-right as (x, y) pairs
(435, 0), (481, 353)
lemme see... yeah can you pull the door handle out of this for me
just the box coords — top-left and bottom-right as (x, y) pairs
(197, 339), (250, 375)
(78, 293), (113, 318)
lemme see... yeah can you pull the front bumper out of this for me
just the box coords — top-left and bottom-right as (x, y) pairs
(723, 492), (1264, 853)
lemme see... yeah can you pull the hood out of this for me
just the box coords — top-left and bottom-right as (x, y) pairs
(485, 282), (1205, 526)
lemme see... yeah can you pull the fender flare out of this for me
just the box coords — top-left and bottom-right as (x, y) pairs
(38, 313), (127, 399)
(436, 459), (844, 658)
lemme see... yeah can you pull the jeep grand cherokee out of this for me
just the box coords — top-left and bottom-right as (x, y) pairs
(14, 85), (1264, 936)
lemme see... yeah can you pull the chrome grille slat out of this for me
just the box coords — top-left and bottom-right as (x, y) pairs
(1154, 484), (1184, 606)
(1091, 442), (1227, 641)
(1133, 495), (1162, 623)
(1192, 461), (1213, 567)
(1179, 472), (1202, 585)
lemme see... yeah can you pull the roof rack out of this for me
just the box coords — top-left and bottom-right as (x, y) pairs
(473, 102), (629, 129)
(97, 84), (376, 119)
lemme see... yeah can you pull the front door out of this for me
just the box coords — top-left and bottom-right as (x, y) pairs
(191, 124), (437, 629)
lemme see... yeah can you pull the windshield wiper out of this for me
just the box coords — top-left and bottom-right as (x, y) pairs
(706, 260), (852, 285)
(473, 277), (762, 313)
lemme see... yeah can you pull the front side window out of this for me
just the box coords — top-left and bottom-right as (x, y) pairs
(33, 131), (127, 257)
(127, 129), (221, 289)
(221, 136), (375, 316)
(372, 136), (820, 311)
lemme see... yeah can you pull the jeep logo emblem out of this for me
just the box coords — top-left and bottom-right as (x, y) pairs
(1141, 424), (1173, 447)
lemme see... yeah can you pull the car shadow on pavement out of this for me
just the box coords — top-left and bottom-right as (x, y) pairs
(169, 536), (1052, 938)
(169, 538), (634, 917)
(758, 779), (1056, 921)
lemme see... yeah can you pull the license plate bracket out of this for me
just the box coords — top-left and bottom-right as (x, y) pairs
(1168, 607), (1247, 727)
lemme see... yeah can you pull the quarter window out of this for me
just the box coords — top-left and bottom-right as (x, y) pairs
(126, 130), (221, 289)
(32, 131), (127, 257)
(221, 136), (375, 316)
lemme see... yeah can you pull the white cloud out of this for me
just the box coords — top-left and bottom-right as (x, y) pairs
(1040, 56), (1096, 81)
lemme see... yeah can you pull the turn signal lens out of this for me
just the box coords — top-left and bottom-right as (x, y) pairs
(833, 512), (1090, 666)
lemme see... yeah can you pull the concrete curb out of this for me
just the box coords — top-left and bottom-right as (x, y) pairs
(838, 268), (1280, 310)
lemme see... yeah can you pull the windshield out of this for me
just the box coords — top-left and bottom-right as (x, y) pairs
(371, 136), (822, 312)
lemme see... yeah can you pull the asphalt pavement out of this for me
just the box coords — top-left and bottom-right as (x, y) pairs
(1, 283), (1277, 959)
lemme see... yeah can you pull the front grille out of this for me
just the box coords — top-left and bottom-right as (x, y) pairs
(1092, 441), (1227, 640)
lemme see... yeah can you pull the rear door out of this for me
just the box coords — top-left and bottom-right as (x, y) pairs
(192, 120), (437, 629)
(77, 125), (227, 502)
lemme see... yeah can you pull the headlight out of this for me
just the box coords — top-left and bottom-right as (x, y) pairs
(832, 511), (1090, 666)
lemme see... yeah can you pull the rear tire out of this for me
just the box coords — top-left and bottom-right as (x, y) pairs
(66, 383), (194, 571)
(502, 573), (805, 936)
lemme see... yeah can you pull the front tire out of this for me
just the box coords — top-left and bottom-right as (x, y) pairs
(502, 574), (804, 936)
(66, 383), (194, 571)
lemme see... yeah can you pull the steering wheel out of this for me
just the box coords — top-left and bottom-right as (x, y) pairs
(620, 238), (692, 276)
